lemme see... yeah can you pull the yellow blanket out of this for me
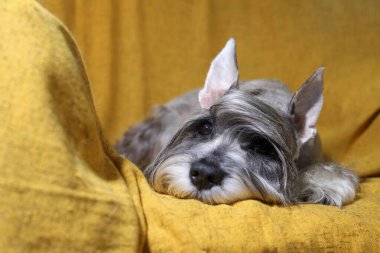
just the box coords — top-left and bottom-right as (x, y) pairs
(0, 1), (379, 252)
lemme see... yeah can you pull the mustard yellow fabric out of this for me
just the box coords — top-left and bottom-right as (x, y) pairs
(0, 1), (145, 252)
(0, 0), (379, 252)
(44, 0), (380, 178)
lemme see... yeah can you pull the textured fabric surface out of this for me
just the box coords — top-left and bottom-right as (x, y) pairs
(0, 1), (145, 252)
(44, 0), (380, 178)
(0, 0), (379, 252)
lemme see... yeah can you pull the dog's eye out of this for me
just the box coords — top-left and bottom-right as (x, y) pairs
(243, 137), (277, 158)
(198, 121), (213, 136)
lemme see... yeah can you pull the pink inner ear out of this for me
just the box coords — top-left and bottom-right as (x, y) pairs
(199, 92), (213, 109)
(199, 38), (239, 109)
(199, 88), (228, 109)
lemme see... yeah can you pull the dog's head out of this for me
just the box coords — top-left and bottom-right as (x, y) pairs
(144, 38), (325, 204)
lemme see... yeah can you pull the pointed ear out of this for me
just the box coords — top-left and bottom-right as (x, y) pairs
(289, 67), (325, 145)
(198, 38), (239, 109)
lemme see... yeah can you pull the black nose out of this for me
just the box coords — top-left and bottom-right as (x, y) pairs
(190, 159), (225, 190)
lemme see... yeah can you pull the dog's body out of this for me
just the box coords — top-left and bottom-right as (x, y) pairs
(116, 39), (359, 206)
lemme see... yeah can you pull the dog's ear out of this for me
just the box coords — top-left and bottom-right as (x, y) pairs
(198, 38), (239, 109)
(289, 67), (324, 146)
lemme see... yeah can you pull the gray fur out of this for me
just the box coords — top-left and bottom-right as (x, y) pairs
(114, 90), (200, 169)
(116, 39), (359, 207)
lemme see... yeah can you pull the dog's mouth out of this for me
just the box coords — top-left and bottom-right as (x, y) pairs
(193, 176), (256, 204)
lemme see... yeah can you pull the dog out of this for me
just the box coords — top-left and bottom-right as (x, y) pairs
(115, 38), (359, 206)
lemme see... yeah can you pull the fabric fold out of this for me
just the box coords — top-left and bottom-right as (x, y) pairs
(0, 1), (145, 252)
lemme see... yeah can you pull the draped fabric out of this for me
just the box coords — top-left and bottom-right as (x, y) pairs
(0, 0), (379, 252)
(44, 1), (380, 177)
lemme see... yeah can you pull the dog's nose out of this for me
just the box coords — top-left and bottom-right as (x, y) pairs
(190, 159), (225, 190)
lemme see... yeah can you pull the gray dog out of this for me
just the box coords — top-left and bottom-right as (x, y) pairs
(116, 38), (359, 206)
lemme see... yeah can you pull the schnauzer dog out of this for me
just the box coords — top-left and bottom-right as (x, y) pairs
(115, 38), (359, 206)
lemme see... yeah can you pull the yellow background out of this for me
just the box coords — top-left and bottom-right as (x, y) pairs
(43, 0), (380, 177)
(0, 1), (379, 252)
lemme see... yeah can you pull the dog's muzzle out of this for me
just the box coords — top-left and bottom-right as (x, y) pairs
(189, 158), (226, 190)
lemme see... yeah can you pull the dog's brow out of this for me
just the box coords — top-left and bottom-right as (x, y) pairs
(180, 115), (213, 134)
(248, 89), (263, 96)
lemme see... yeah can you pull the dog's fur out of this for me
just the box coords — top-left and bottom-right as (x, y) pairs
(115, 38), (359, 206)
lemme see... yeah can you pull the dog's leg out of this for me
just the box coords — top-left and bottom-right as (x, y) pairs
(296, 163), (359, 207)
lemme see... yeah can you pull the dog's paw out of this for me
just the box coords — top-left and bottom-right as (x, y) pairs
(296, 163), (359, 207)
